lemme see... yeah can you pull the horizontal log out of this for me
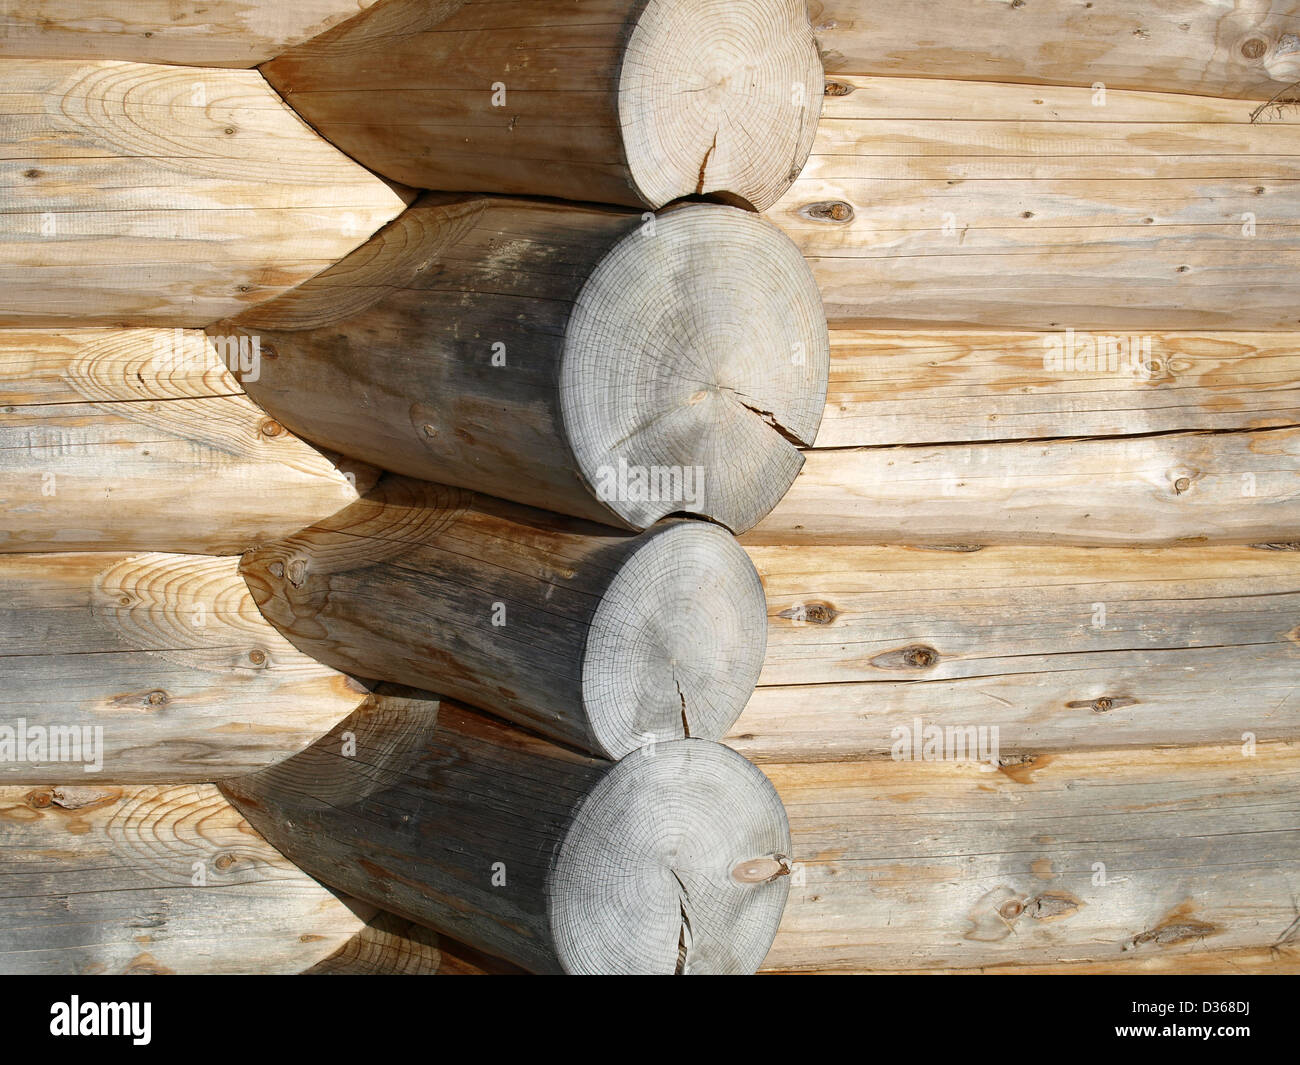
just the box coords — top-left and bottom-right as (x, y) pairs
(0, 328), (375, 553)
(770, 76), (1300, 330)
(728, 544), (1300, 762)
(0, 1), (379, 67)
(223, 689), (793, 975)
(220, 196), (828, 534)
(816, 329), (1300, 447)
(762, 742), (1300, 971)
(262, 0), (822, 210)
(0, 783), (372, 974)
(241, 476), (767, 758)
(0, 60), (411, 326)
(744, 427), (1300, 546)
(0, 552), (367, 782)
(302, 911), (521, 974)
(809, 0), (1300, 99)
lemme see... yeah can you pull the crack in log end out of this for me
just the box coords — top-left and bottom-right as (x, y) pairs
(734, 398), (810, 448)
(695, 132), (718, 196)
(797, 200), (855, 224)
(672, 871), (693, 975)
(777, 601), (839, 625)
(675, 678), (690, 738)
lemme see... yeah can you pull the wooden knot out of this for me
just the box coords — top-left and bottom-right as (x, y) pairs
(1241, 37), (1269, 59)
(732, 855), (791, 883)
(903, 645), (938, 668)
(798, 200), (854, 224)
(823, 79), (854, 97)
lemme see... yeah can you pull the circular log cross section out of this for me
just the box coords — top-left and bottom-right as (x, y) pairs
(549, 740), (791, 974)
(618, 0), (824, 209)
(562, 203), (829, 533)
(582, 520), (767, 757)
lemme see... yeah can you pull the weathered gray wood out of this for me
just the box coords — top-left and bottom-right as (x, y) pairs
(0, 783), (372, 974)
(0, 328), (377, 553)
(0, 552), (368, 782)
(814, 329), (1300, 448)
(763, 743), (1300, 971)
(0, 1), (382, 67)
(262, 0), (822, 210)
(745, 427), (1300, 547)
(0, 60), (410, 326)
(728, 543), (1300, 762)
(770, 76), (1300, 330)
(809, 0), (1300, 99)
(219, 196), (828, 534)
(241, 476), (766, 759)
(223, 689), (792, 974)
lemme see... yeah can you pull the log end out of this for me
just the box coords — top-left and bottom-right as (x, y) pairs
(562, 203), (829, 534)
(619, 0), (823, 210)
(550, 740), (791, 974)
(583, 520), (767, 757)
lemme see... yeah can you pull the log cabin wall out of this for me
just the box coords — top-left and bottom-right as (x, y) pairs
(0, 0), (1297, 976)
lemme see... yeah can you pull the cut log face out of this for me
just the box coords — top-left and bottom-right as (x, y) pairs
(219, 197), (829, 534)
(261, 0), (823, 210)
(0, 60), (411, 326)
(0, 552), (368, 782)
(0, 783), (374, 975)
(222, 690), (792, 975)
(239, 476), (768, 758)
(0, 328), (375, 553)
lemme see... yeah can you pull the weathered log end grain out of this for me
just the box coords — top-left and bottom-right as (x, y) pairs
(223, 691), (792, 974)
(218, 198), (829, 534)
(262, 0), (823, 210)
(239, 476), (768, 758)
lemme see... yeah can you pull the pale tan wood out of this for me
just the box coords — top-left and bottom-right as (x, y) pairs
(0, 60), (411, 326)
(770, 76), (1300, 330)
(728, 544), (1300, 763)
(762, 743), (1300, 971)
(241, 476), (767, 759)
(744, 427), (1300, 547)
(0, 783), (373, 974)
(0, 1), (381, 67)
(0, 551), (368, 782)
(764, 944), (1300, 974)
(0, 328), (376, 553)
(809, 0), (1300, 99)
(816, 330), (1300, 447)
(262, 0), (822, 210)
(220, 196), (828, 535)
(223, 689), (793, 975)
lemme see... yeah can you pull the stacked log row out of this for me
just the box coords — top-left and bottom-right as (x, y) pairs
(215, 195), (829, 534)
(239, 476), (769, 758)
(221, 688), (793, 975)
(260, 0), (824, 210)
(0, 0), (829, 974)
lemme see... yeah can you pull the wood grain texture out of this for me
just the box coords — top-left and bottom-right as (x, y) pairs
(262, 0), (822, 210)
(0, 60), (411, 325)
(0, 551), (367, 782)
(224, 689), (793, 974)
(0, 783), (372, 974)
(809, 0), (1300, 99)
(0, 1), (381, 67)
(744, 427), (1300, 547)
(728, 544), (1300, 763)
(301, 910), (523, 974)
(770, 76), (1300, 330)
(0, 328), (376, 553)
(241, 476), (767, 759)
(762, 743), (1300, 972)
(816, 329), (1300, 447)
(220, 196), (827, 534)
